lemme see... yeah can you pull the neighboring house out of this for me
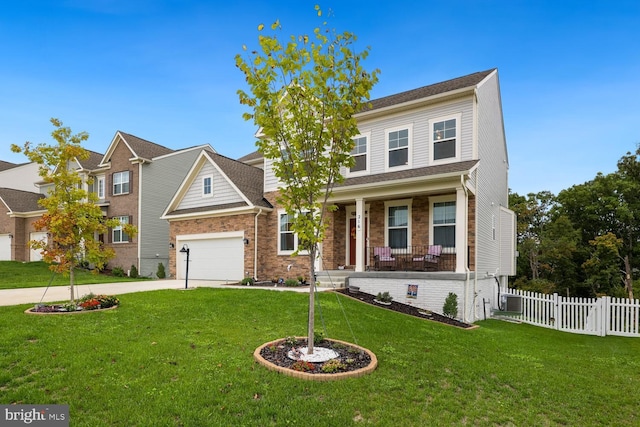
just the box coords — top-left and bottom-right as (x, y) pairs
(0, 188), (46, 261)
(88, 132), (212, 276)
(0, 161), (41, 193)
(163, 68), (516, 322)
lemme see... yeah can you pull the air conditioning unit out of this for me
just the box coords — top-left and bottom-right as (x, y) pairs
(500, 294), (522, 313)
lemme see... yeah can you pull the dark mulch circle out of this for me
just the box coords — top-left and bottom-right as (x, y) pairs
(335, 288), (475, 329)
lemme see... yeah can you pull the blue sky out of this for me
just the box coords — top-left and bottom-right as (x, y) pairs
(1, 1), (639, 196)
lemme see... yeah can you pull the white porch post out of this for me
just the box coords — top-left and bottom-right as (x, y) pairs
(355, 198), (365, 272)
(455, 187), (468, 273)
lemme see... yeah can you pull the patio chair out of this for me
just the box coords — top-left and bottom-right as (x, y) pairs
(413, 245), (442, 271)
(373, 246), (397, 270)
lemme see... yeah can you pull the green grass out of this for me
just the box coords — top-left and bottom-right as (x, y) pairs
(0, 288), (638, 426)
(0, 261), (149, 290)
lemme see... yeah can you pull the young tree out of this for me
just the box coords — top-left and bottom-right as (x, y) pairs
(11, 118), (136, 303)
(235, 6), (379, 353)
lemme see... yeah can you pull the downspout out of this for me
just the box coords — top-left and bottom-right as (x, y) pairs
(461, 174), (472, 322)
(253, 209), (263, 280)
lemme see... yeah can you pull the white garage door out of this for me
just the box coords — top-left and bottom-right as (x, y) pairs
(177, 233), (244, 281)
(30, 232), (48, 261)
(0, 235), (11, 260)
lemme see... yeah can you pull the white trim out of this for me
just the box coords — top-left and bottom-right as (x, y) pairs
(112, 170), (130, 195)
(384, 198), (412, 250)
(346, 132), (371, 178)
(385, 124), (413, 172)
(112, 215), (130, 243)
(276, 209), (309, 255)
(177, 231), (244, 242)
(96, 175), (105, 200)
(202, 174), (214, 197)
(430, 113), (462, 165)
(345, 204), (370, 267)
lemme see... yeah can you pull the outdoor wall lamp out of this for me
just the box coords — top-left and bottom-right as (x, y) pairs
(169, 242), (175, 248)
(243, 238), (249, 245)
(179, 244), (190, 289)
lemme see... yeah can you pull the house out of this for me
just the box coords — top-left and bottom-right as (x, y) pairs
(1, 132), (212, 277)
(163, 68), (516, 322)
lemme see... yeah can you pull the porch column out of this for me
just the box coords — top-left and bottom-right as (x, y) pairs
(355, 197), (365, 272)
(456, 187), (468, 273)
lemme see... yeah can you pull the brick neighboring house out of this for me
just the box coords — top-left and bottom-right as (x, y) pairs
(0, 188), (45, 261)
(163, 69), (517, 322)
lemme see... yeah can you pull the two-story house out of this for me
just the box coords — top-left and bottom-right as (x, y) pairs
(162, 69), (516, 322)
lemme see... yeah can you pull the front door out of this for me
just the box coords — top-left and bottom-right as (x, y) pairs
(349, 218), (368, 266)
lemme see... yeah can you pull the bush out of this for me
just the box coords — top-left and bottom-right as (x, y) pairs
(443, 292), (458, 318)
(321, 359), (346, 373)
(241, 277), (254, 286)
(156, 262), (166, 279)
(375, 291), (393, 303)
(112, 267), (125, 277)
(129, 265), (138, 278)
(285, 278), (300, 287)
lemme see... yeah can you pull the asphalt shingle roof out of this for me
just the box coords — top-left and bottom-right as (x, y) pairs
(0, 188), (45, 213)
(118, 132), (174, 160)
(0, 161), (17, 172)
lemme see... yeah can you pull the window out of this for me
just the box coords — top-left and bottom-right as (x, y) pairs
(112, 216), (130, 243)
(97, 176), (105, 199)
(279, 213), (295, 252)
(113, 171), (130, 195)
(385, 199), (412, 249)
(202, 175), (213, 197)
(431, 114), (461, 163)
(387, 127), (410, 169)
(433, 200), (456, 248)
(349, 135), (368, 174)
(278, 210), (311, 254)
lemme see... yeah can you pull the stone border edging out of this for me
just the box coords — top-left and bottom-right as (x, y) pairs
(24, 305), (118, 315)
(254, 336), (377, 381)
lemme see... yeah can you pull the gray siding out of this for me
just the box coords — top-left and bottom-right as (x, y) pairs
(139, 148), (202, 277)
(177, 162), (244, 210)
(474, 71), (510, 277)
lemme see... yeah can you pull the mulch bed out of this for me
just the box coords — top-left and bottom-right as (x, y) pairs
(335, 288), (475, 329)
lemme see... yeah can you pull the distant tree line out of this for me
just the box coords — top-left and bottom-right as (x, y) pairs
(510, 145), (640, 299)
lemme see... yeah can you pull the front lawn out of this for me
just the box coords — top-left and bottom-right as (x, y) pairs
(0, 288), (638, 426)
(0, 261), (150, 290)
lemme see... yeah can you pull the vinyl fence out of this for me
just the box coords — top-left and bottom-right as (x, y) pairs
(499, 288), (640, 337)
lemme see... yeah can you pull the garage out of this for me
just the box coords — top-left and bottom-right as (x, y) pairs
(0, 234), (11, 260)
(176, 232), (244, 281)
(30, 232), (48, 261)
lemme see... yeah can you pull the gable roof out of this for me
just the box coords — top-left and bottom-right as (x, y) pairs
(163, 149), (272, 218)
(0, 161), (17, 172)
(0, 187), (45, 214)
(100, 131), (174, 166)
(76, 150), (104, 171)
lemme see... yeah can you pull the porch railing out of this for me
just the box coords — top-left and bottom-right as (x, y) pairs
(367, 245), (455, 272)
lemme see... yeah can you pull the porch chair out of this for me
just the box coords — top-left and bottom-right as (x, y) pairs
(373, 246), (397, 271)
(424, 245), (442, 270)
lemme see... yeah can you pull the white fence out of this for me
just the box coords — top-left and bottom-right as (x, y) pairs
(499, 288), (640, 337)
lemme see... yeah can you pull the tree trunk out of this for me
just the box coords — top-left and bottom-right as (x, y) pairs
(307, 246), (316, 354)
(624, 255), (634, 300)
(69, 264), (75, 304)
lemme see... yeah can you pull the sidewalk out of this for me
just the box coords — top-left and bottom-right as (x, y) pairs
(0, 279), (321, 307)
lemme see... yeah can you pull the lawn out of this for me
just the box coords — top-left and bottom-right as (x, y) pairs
(0, 288), (638, 426)
(0, 261), (150, 290)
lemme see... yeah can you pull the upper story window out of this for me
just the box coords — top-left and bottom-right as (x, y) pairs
(113, 171), (130, 195)
(96, 175), (105, 199)
(431, 197), (456, 248)
(112, 216), (130, 243)
(431, 114), (461, 164)
(386, 125), (412, 170)
(349, 134), (369, 175)
(202, 175), (213, 197)
(385, 199), (412, 250)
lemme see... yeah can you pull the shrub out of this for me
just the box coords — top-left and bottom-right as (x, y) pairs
(241, 277), (254, 286)
(321, 359), (345, 373)
(375, 291), (393, 303)
(156, 262), (166, 279)
(291, 360), (315, 372)
(285, 278), (300, 287)
(313, 331), (325, 345)
(129, 264), (138, 278)
(443, 292), (458, 318)
(112, 266), (125, 277)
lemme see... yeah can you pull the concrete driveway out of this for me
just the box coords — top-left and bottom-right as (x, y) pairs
(0, 279), (320, 307)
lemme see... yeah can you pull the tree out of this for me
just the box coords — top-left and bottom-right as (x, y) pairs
(11, 118), (136, 303)
(235, 6), (379, 353)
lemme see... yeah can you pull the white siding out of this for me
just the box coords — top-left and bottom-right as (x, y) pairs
(0, 163), (40, 192)
(499, 206), (516, 276)
(474, 71), (510, 277)
(177, 163), (243, 210)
